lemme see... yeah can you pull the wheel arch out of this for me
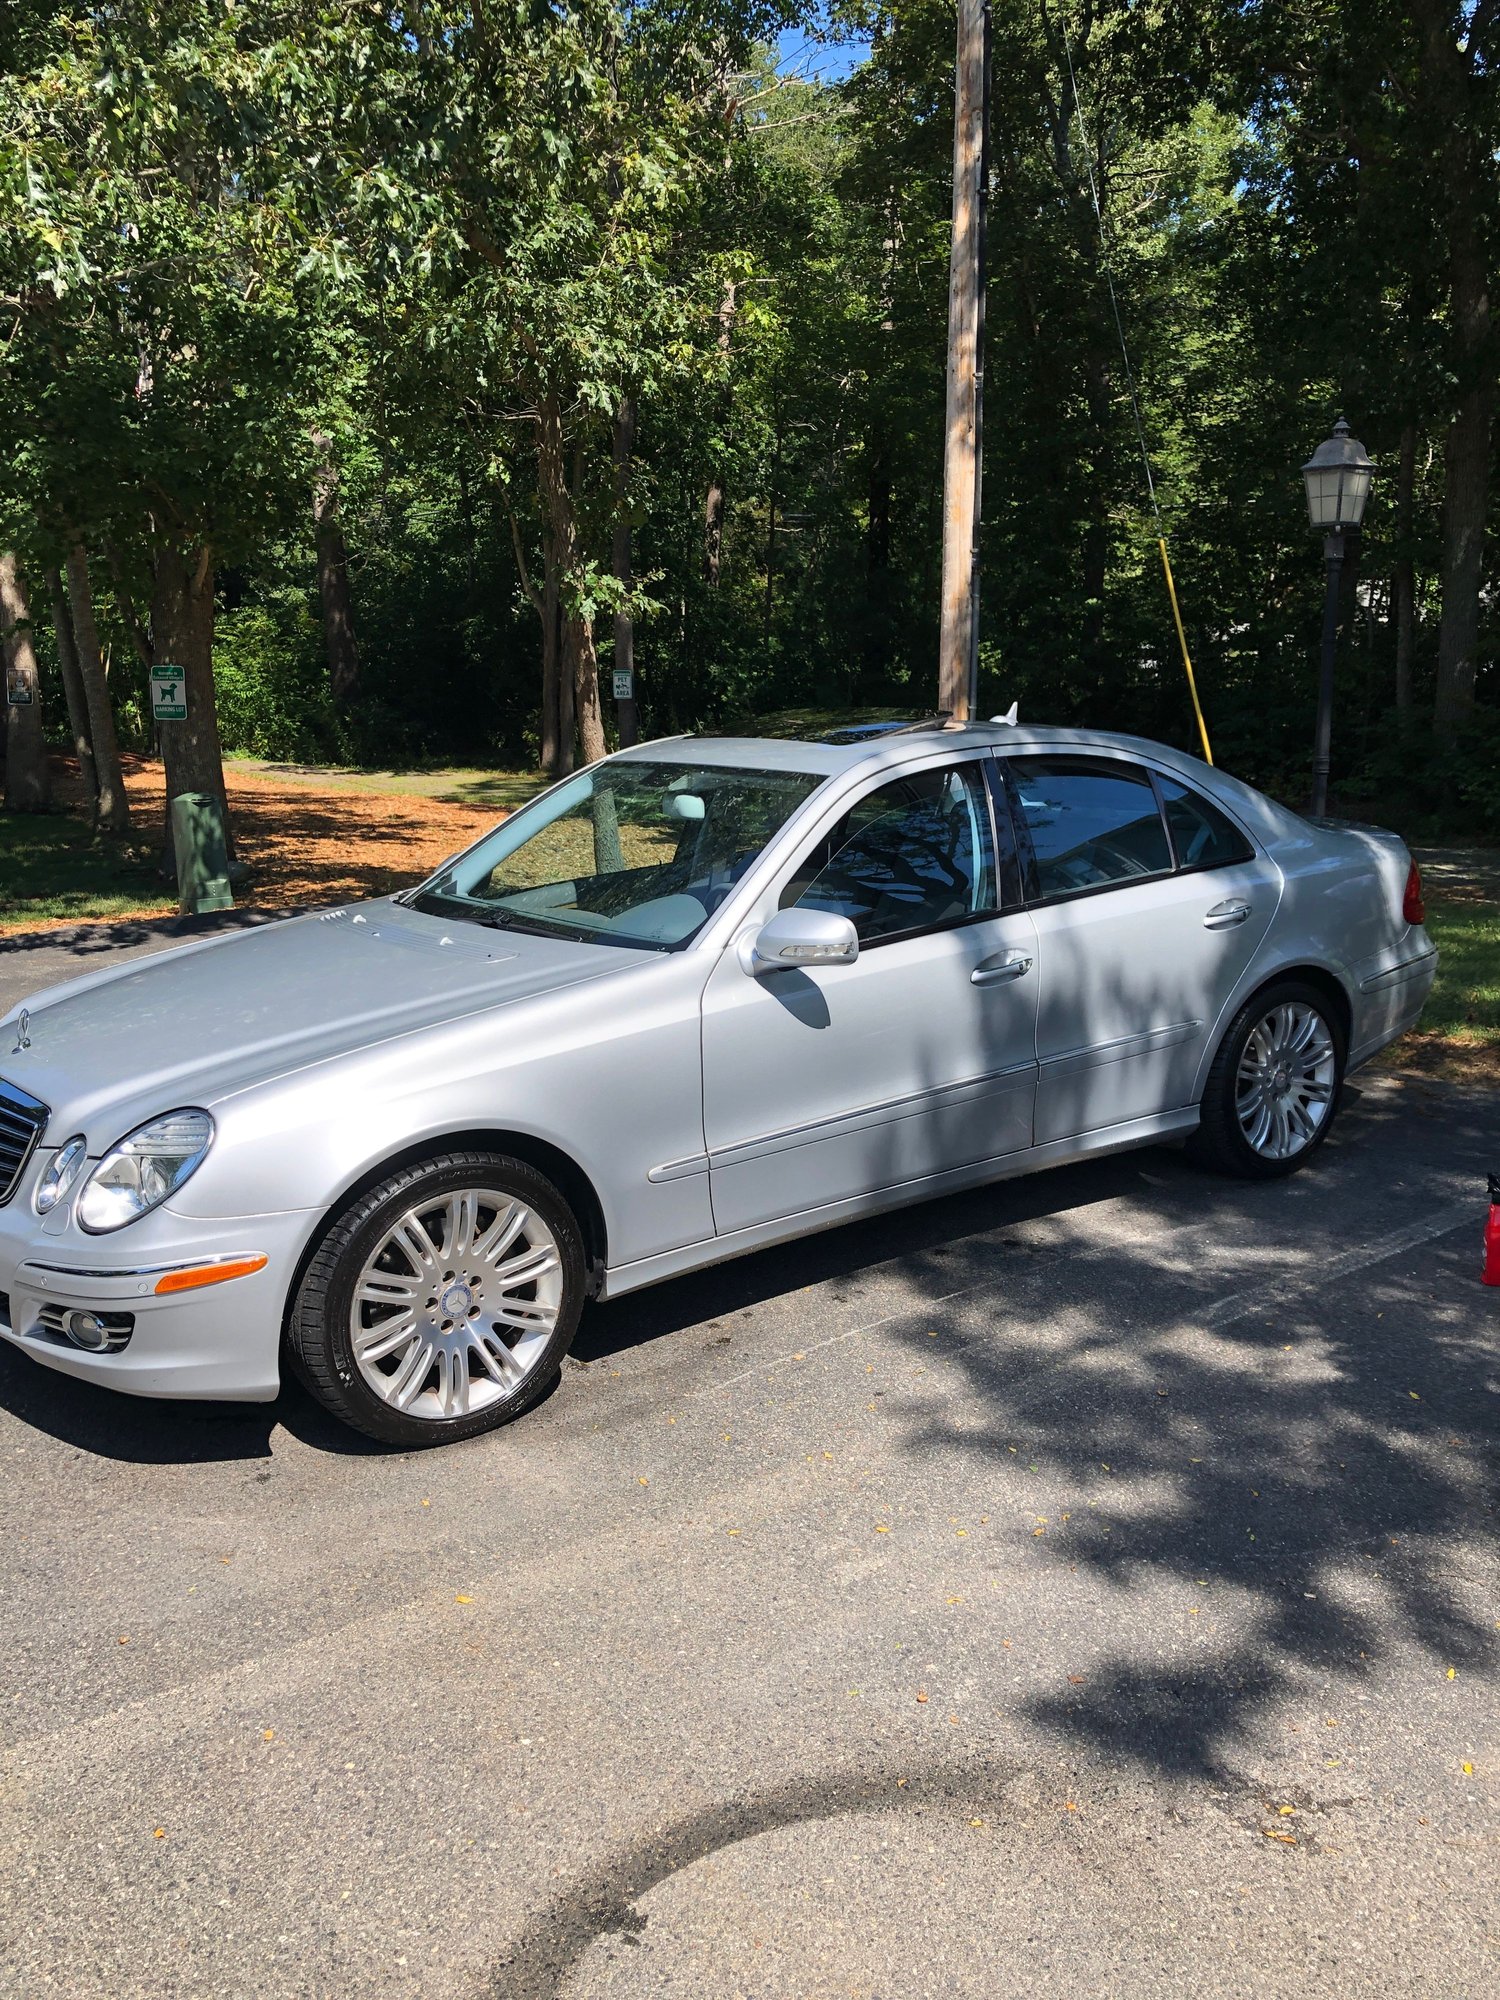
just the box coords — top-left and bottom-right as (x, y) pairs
(1240, 962), (1353, 1052)
(1194, 959), (1355, 1106)
(280, 1128), (611, 1348)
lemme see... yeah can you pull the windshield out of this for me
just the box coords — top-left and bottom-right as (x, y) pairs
(410, 759), (827, 948)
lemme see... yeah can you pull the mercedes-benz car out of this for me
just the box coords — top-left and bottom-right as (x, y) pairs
(0, 721), (1436, 1447)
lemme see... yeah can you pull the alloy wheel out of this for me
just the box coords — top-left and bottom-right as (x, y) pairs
(349, 1188), (563, 1422)
(1235, 1001), (1337, 1161)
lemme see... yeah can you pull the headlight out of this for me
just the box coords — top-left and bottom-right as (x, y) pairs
(77, 1110), (215, 1234)
(34, 1135), (88, 1216)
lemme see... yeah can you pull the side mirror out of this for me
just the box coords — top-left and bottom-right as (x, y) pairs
(745, 907), (859, 975)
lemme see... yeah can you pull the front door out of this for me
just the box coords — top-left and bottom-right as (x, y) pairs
(700, 756), (1040, 1236)
(999, 754), (1280, 1145)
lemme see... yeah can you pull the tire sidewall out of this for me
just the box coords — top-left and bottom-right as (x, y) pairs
(296, 1153), (586, 1447)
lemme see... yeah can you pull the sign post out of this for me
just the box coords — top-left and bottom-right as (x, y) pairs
(150, 664), (188, 723)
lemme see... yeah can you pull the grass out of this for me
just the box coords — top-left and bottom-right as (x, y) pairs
(223, 757), (545, 814)
(0, 812), (171, 930)
(1404, 888), (1499, 1049)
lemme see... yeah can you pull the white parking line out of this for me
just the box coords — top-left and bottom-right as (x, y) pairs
(1202, 1204), (1474, 1328)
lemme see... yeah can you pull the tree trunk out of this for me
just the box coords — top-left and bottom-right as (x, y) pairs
(1, 554), (50, 812)
(537, 392), (576, 775)
(570, 614), (607, 767)
(1392, 422), (1416, 714)
(1418, 2), (1492, 737)
(151, 543), (229, 852)
(612, 396), (640, 747)
(703, 280), (737, 588)
(64, 541), (131, 835)
(312, 435), (361, 706)
(45, 565), (98, 816)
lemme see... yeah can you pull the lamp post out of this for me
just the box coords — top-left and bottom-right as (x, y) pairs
(1301, 417), (1374, 817)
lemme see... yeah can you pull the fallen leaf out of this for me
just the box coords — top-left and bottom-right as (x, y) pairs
(946, 1596), (964, 1606)
(421, 1498), (431, 1508)
(1447, 1667), (1457, 1679)
(1262, 1830), (1297, 1845)
(1462, 1762), (1474, 1775)
(638, 1477), (649, 1487)
(263, 1729), (275, 1742)
(970, 1817), (985, 1828)
(117, 1635), (130, 1646)
(1068, 1675), (1085, 1685)
(916, 1691), (929, 1704)
(1409, 1391), (1420, 1400)
(1278, 1805), (1296, 1817)
(875, 1524), (891, 1535)
(455, 1594), (474, 1605)
(1063, 1801), (1079, 1813)
(152, 1828), (166, 1839)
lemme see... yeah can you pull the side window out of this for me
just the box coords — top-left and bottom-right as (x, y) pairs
(1006, 758), (1171, 900)
(781, 763), (997, 944)
(1158, 774), (1255, 869)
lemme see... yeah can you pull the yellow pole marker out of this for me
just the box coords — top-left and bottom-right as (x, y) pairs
(1159, 537), (1212, 765)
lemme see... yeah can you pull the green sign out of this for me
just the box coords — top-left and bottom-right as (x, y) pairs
(150, 663), (187, 723)
(612, 668), (634, 701)
(5, 666), (33, 707)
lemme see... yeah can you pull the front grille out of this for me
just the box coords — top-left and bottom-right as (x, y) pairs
(0, 1076), (49, 1206)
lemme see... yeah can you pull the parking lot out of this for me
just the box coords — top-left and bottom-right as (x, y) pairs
(1, 925), (1497, 1999)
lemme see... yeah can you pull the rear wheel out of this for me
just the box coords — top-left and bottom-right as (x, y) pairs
(1189, 981), (1344, 1180)
(287, 1151), (585, 1446)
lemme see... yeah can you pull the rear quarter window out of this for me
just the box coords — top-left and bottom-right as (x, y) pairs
(1158, 775), (1255, 869)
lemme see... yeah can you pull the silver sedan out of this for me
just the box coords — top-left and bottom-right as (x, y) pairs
(0, 721), (1436, 1446)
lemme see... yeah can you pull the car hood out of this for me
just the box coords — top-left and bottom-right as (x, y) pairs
(0, 902), (632, 1141)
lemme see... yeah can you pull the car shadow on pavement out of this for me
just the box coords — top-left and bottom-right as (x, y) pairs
(0, 1345), (385, 1463)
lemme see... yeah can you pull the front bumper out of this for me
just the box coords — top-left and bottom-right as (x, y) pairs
(0, 1201), (316, 1402)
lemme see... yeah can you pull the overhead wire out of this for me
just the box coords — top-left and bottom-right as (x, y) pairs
(1056, 8), (1214, 763)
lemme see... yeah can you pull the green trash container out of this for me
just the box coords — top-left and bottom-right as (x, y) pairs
(170, 791), (235, 916)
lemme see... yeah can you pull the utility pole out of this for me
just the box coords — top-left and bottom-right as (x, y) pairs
(612, 396), (640, 748)
(938, 0), (990, 722)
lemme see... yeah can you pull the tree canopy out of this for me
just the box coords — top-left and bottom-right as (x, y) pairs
(2, 0), (1495, 835)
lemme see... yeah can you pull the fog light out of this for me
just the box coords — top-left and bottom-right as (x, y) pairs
(63, 1308), (134, 1352)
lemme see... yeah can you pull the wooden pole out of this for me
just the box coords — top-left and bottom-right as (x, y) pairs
(938, 0), (987, 721)
(612, 396), (640, 747)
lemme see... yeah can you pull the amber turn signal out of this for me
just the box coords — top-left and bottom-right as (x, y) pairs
(154, 1255), (268, 1296)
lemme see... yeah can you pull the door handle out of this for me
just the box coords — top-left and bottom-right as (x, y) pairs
(1204, 899), (1252, 930)
(971, 952), (1033, 987)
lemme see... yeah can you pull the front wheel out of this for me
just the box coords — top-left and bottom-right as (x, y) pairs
(287, 1151), (585, 1446)
(1189, 981), (1345, 1180)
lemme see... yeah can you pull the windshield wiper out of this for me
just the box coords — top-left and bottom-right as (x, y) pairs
(474, 906), (583, 940)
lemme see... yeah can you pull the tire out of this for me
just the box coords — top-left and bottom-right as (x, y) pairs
(1188, 980), (1346, 1181)
(286, 1150), (586, 1447)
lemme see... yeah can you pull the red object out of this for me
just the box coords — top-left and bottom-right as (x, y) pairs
(1486, 1177), (1500, 1287)
(1403, 861), (1426, 926)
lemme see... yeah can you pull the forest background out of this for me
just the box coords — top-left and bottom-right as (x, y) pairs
(1, 0), (1497, 851)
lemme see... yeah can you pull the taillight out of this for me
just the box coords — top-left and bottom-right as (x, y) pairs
(1402, 861), (1425, 926)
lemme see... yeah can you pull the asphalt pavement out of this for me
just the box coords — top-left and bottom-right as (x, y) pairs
(0, 923), (1496, 1998)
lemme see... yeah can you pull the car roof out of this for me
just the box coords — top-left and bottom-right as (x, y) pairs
(620, 722), (1215, 782)
(614, 722), (1298, 845)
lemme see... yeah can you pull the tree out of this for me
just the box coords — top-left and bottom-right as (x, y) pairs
(0, 553), (50, 811)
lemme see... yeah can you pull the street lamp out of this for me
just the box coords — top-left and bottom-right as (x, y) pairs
(1301, 416), (1374, 817)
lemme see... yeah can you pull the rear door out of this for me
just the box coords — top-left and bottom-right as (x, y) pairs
(998, 754), (1279, 1144)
